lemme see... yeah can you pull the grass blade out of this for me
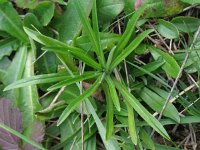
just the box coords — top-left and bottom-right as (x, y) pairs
(110, 29), (154, 70)
(57, 74), (105, 126)
(48, 71), (101, 91)
(113, 79), (171, 140)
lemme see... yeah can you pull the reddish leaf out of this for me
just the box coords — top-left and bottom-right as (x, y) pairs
(135, 0), (143, 10)
(23, 122), (44, 150)
(0, 98), (22, 150)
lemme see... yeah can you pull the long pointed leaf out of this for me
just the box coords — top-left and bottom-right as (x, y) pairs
(74, 0), (105, 67)
(126, 102), (137, 145)
(4, 73), (71, 91)
(92, 0), (106, 66)
(85, 100), (120, 150)
(114, 5), (147, 57)
(113, 79), (170, 140)
(48, 71), (101, 91)
(0, 2), (28, 42)
(24, 27), (77, 71)
(110, 29), (153, 70)
(105, 76), (120, 111)
(57, 74), (104, 126)
(42, 46), (101, 70)
(102, 82), (114, 140)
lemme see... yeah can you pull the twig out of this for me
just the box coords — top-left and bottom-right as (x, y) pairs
(79, 61), (84, 150)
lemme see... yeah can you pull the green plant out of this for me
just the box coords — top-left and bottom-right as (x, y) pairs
(1, 0), (200, 149)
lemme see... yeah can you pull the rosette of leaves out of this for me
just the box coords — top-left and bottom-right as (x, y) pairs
(5, 0), (173, 147)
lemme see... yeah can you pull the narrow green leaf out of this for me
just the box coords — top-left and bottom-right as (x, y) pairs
(106, 46), (116, 70)
(48, 71), (101, 91)
(111, 29), (154, 70)
(23, 27), (77, 71)
(140, 129), (155, 150)
(126, 102), (137, 145)
(149, 46), (180, 78)
(42, 46), (101, 70)
(57, 74), (104, 126)
(85, 100), (120, 150)
(74, 0), (105, 67)
(140, 87), (180, 123)
(0, 2), (28, 42)
(92, 0), (106, 66)
(126, 61), (170, 88)
(103, 82), (114, 140)
(105, 76), (121, 111)
(4, 73), (71, 91)
(113, 79), (170, 140)
(0, 123), (46, 150)
(114, 5), (147, 56)
(133, 58), (165, 77)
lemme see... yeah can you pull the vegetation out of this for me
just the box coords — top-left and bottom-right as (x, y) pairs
(0, 0), (200, 149)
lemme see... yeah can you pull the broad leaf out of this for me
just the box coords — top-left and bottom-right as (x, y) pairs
(0, 99), (45, 150)
(97, 0), (124, 24)
(149, 46), (180, 78)
(157, 19), (179, 39)
(23, 122), (44, 150)
(171, 16), (200, 33)
(0, 99), (22, 150)
(0, 38), (19, 60)
(2, 46), (27, 105)
(18, 45), (41, 129)
(33, 1), (55, 26)
(0, 2), (28, 42)
(57, 74), (104, 126)
(55, 0), (92, 42)
(114, 79), (170, 140)
(15, 0), (39, 9)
